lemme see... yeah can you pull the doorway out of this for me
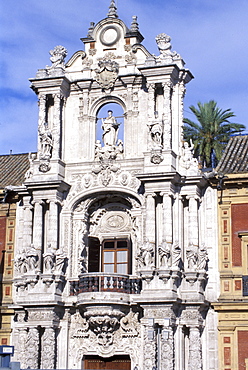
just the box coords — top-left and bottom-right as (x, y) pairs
(83, 355), (131, 370)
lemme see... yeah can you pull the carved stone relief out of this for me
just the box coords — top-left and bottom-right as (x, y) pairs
(95, 60), (119, 89)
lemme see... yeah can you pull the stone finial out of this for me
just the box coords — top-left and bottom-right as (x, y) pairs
(108, 0), (118, 18)
(87, 22), (95, 37)
(131, 16), (139, 32)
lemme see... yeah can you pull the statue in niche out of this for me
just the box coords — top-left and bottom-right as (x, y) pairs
(158, 240), (171, 268)
(198, 243), (208, 271)
(186, 242), (198, 269)
(136, 240), (154, 269)
(148, 121), (163, 148)
(39, 125), (53, 158)
(26, 244), (38, 272)
(43, 244), (56, 273)
(47, 45), (67, 70)
(102, 110), (120, 147)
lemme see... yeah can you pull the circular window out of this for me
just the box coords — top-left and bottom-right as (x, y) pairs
(100, 26), (120, 46)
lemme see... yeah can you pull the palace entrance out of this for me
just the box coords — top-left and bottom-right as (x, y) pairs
(83, 355), (131, 370)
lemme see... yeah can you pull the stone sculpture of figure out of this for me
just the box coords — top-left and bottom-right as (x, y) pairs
(48, 45), (67, 69)
(43, 244), (56, 273)
(25, 152), (36, 179)
(186, 242), (198, 269)
(149, 121), (163, 147)
(54, 249), (67, 274)
(101, 110), (120, 147)
(136, 240), (154, 269)
(14, 248), (27, 274)
(26, 244), (38, 272)
(198, 243), (208, 271)
(171, 241), (181, 268)
(158, 240), (171, 268)
(39, 126), (53, 158)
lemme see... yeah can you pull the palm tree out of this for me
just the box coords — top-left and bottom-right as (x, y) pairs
(183, 100), (245, 167)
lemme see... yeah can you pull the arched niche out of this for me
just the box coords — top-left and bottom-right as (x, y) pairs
(90, 96), (127, 149)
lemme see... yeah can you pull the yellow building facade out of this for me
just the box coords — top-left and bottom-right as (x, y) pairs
(212, 135), (248, 370)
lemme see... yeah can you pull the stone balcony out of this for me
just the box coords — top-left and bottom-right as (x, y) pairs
(69, 273), (142, 296)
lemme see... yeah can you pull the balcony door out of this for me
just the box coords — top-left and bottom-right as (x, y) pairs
(102, 240), (130, 274)
(83, 355), (131, 370)
(88, 238), (131, 275)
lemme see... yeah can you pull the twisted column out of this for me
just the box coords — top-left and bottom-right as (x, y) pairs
(26, 327), (39, 369)
(41, 327), (56, 369)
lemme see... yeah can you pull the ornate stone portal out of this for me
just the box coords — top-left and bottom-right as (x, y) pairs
(12, 1), (218, 369)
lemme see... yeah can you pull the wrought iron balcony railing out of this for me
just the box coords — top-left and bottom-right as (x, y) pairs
(70, 273), (142, 296)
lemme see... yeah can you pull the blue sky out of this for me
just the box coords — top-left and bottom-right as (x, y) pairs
(1, 0), (248, 155)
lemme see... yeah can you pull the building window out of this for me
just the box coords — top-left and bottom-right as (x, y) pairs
(103, 240), (129, 274)
(88, 237), (131, 274)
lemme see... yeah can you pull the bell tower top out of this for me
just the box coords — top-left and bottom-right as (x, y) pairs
(108, 0), (118, 18)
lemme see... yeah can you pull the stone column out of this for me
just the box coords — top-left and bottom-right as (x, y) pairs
(145, 193), (156, 245)
(33, 201), (44, 271)
(52, 94), (62, 159)
(147, 83), (155, 120)
(188, 326), (202, 370)
(143, 322), (157, 370)
(161, 326), (174, 370)
(41, 327), (56, 369)
(23, 197), (33, 248)
(162, 192), (173, 244)
(26, 327), (39, 369)
(17, 328), (28, 369)
(188, 195), (199, 247)
(48, 200), (58, 250)
(178, 82), (186, 144)
(162, 81), (172, 149)
(38, 94), (47, 152)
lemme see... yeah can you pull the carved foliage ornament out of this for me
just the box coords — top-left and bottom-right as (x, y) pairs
(95, 60), (119, 89)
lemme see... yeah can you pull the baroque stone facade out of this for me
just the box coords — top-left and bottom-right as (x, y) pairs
(11, 2), (219, 369)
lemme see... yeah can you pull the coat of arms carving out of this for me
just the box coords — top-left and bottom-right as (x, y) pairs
(95, 60), (119, 89)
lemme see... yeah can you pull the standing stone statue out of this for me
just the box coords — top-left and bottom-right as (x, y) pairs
(102, 110), (120, 147)
(136, 240), (154, 269)
(43, 244), (56, 273)
(26, 244), (38, 272)
(186, 242), (198, 269)
(158, 241), (171, 268)
(39, 127), (53, 158)
(198, 243), (208, 271)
